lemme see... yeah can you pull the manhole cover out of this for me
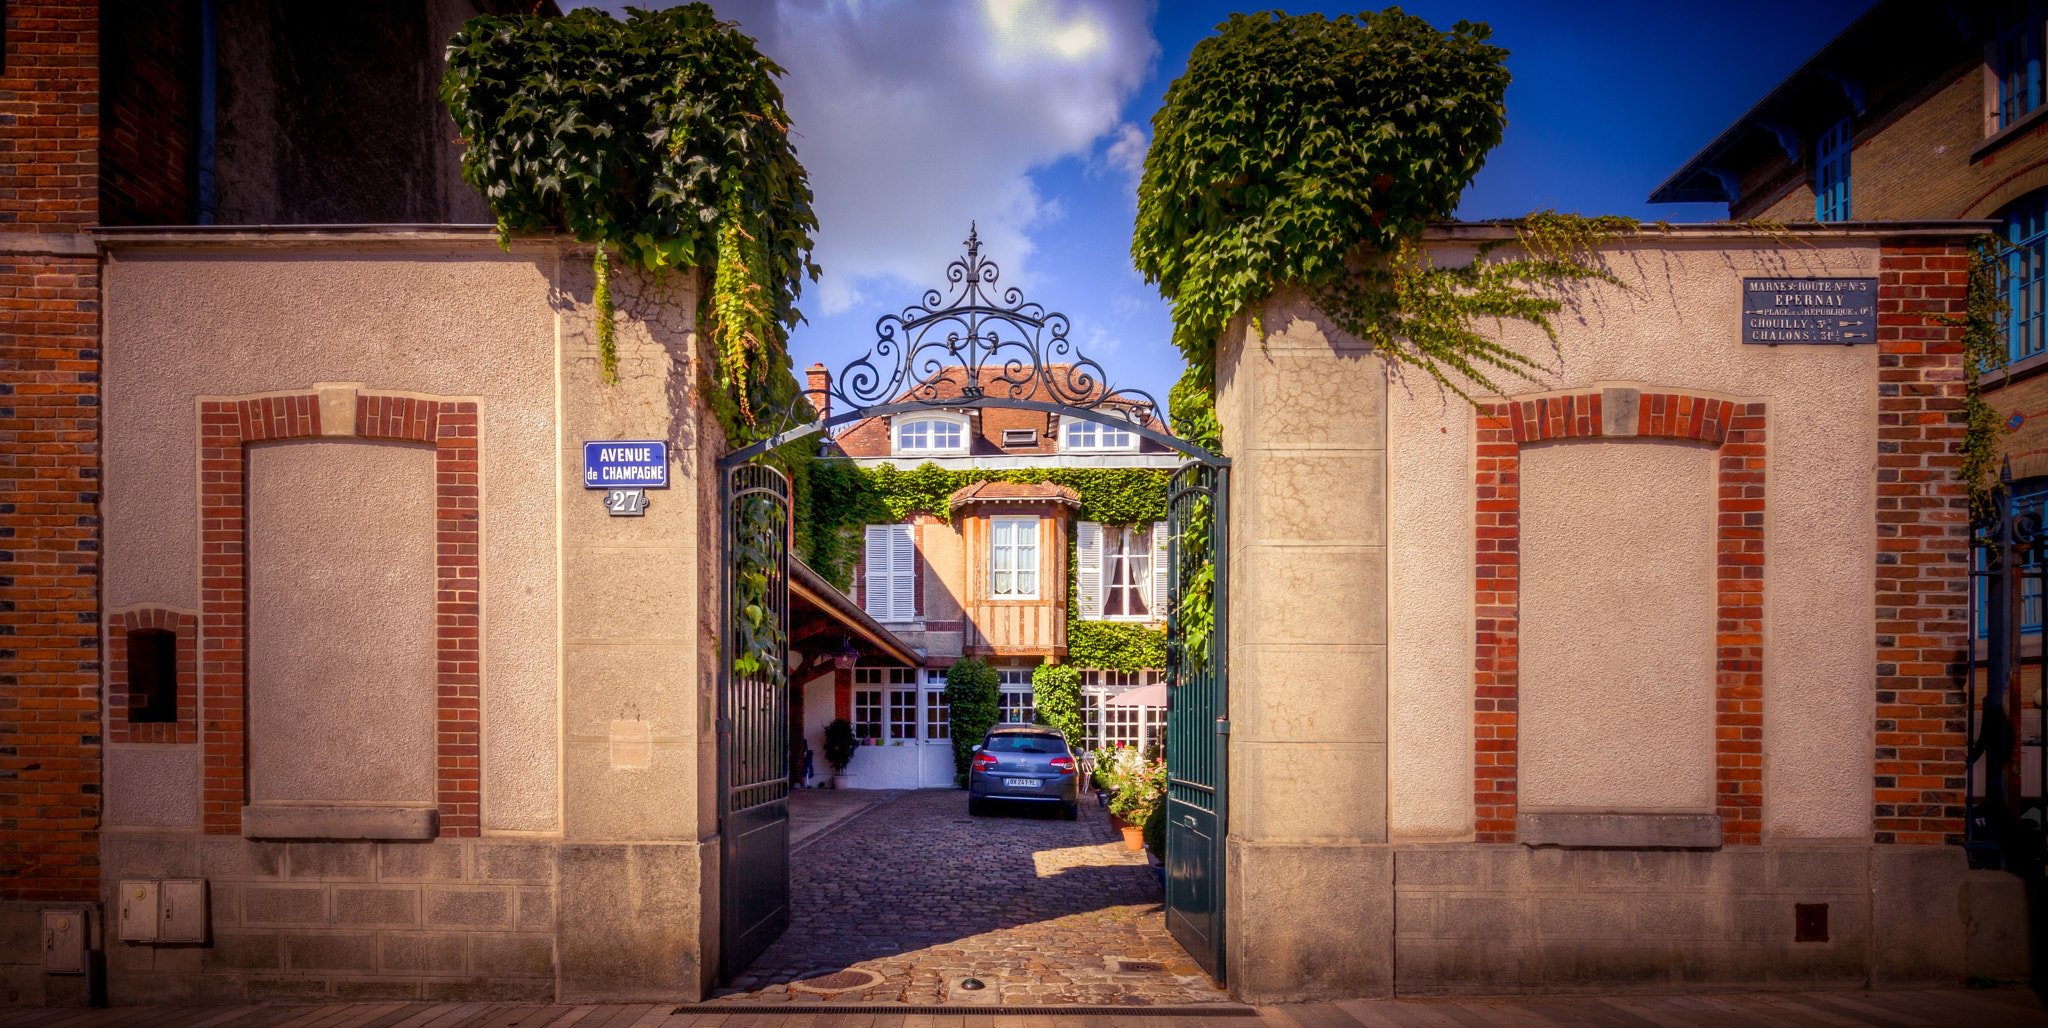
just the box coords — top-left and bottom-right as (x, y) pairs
(1107, 958), (1164, 973)
(791, 969), (884, 993)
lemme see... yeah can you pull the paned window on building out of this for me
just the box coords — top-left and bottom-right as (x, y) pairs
(2000, 5), (2047, 131)
(2009, 192), (2048, 363)
(1813, 118), (1851, 223)
(925, 673), (951, 740)
(1080, 669), (1165, 753)
(1980, 478), (2048, 639)
(997, 668), (1034, 723)
(1064, 417), (1134, 451)
(990, 515), (1040, 597)
(853, 667), (916, 741)
(896, 415), (965, 454)
(1076, 521), (1168, 621)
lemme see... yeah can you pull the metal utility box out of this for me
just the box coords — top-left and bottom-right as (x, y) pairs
(159, 879), (208, 943)
(40, 908), (86, 974)
(118, 878), (209, 943)
(117, 880), (158, 942)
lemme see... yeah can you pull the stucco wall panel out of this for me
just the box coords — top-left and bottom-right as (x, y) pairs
(247, 439), (439, 806)
(1519, 439), (1718, 813)
(105, 746), (200, 827)
(102, 245), (563, 831)
(1387, 240), (1879, 839)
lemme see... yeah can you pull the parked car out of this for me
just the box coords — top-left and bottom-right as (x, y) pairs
(967, 724), (1079, 819)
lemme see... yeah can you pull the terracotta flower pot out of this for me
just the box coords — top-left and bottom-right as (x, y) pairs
(1121, 826), (1144, 851)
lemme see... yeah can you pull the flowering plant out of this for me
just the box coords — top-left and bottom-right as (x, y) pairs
(1109, 754), (1169, 826)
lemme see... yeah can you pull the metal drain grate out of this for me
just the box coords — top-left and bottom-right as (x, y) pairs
(1108, 958), (1164, 973)
(679, 1005), (1259, 1016)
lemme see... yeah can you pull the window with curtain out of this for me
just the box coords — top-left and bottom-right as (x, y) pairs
(1813, 118), (1851, 223)
(2009, 192), (2048, 364)
(989, 515), (1040, 598)
(1076, 521), (1169, 620)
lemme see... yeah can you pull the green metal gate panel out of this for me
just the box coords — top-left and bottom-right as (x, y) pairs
(720, 463), (793, 981)
(1165, 461), (1227, 983)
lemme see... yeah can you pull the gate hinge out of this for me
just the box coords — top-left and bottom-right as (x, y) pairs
(1215, 718), (1231, 736)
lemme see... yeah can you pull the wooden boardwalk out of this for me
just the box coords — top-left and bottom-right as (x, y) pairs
(0, 989), (2042, 1028)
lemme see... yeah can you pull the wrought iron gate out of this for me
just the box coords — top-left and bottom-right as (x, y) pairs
(1968, 464), (2048, 875)
(719, 463), (793, 979)
(713, 227), (1232, 984)
(1165, 461), (1228, 981)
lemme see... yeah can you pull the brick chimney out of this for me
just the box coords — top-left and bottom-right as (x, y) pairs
(806, 363), (832, 421)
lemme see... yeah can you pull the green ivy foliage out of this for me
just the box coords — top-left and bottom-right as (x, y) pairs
(1133, 10), (1632, 439)
(1065, 619), (1167, 674)
(442, 4), (817, 429)
(1031, 662), (1085, 748)
(858, 463), (1169, 524)
(943, 657), (1001, 777)
(1951, 236), (2012, 523)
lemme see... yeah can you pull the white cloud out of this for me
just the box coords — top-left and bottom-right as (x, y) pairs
(1104, 121), (1147, 180)
(564, 0), (1158, 314)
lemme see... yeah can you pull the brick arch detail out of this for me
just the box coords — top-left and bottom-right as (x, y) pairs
(106, 607), (198, 745)
(1475, 388), (1765, 846)
(199, 391), (480, 835)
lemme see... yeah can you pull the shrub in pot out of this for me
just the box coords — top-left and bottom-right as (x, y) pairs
(823, 718), (858, 787)
(1142, 794), (1167, 861)
(1109, 756), (1167, 850)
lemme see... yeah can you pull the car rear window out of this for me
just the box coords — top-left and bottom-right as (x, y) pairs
(986, 733), (1065, 753)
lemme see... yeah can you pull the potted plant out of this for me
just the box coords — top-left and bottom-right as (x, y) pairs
(1109, 755), (1167, 850)
(823, 718), (858, 789)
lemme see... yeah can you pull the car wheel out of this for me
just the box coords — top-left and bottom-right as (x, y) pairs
(968, 797), (987, 817)
(1060, 801), (1079, 821)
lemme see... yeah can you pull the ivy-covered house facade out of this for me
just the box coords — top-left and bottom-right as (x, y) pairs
(796, 365), (1180, 789)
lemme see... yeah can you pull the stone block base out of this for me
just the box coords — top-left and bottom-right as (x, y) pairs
(1217, 840), (1980, 1000)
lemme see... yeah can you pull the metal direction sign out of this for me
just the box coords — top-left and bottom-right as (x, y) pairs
(583, 440), (669, 489)
(1742, 277), (1877, 345)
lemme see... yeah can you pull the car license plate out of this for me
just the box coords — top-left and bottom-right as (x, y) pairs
(1003, 778), (1039, 788)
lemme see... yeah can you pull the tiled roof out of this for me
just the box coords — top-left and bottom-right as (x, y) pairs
(948, 481), (1081, 506)
(830, 364), (1167, 458)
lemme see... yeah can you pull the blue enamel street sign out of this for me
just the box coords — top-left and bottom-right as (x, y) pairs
(1742, 277), (1878, 345)
(583, 440), (669, 489)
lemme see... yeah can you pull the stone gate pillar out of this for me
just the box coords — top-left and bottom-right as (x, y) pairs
(554, 261), (724, 1001)
(1215, 292), (1393, 1001)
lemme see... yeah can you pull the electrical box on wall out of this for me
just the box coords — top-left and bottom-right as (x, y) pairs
(117, 880), (157, 942)
(118, 879), (208, 944)
(40, 908), (86, 974)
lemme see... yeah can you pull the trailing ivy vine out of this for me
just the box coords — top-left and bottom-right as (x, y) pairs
(442, 3), (817, 427)
(944, 658), (1001, 777)
(1954, 235), (2012, 523)
(1133, 10), (1632, 443)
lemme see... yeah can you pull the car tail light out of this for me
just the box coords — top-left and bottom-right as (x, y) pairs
(1049, 756), (1075, 772)
(972, 752), (998, 771)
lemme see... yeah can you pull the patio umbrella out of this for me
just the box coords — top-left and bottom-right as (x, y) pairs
(1104, 682), (1170, 706)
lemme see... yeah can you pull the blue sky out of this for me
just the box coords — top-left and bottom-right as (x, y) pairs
(572, 1), (1874, 407)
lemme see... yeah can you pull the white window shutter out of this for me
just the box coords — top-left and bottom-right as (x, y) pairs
(1152, 521), (1170, 619)
(1076, 521), (1103, 620)
(863, 525), (892, 619)
(889, 524), (917, 621)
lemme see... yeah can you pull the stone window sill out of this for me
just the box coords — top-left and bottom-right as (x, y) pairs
(1516, 811), (1722, 850)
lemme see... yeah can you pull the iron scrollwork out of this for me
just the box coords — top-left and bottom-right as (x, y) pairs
(831, 224), (1162, 424)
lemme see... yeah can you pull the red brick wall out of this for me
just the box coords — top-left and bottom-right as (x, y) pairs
(0, 254), (99, 901)
(2, 2), (99, 232)
(98, 0), (194, 225)
(1472, 391), (1766, 845)
(1872, 241), (1971, 845)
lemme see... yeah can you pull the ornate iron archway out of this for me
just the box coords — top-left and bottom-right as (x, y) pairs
(715, 228), (1230, 984)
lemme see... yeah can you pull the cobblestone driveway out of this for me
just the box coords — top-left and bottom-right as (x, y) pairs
(714, 788), (1230, 1006)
